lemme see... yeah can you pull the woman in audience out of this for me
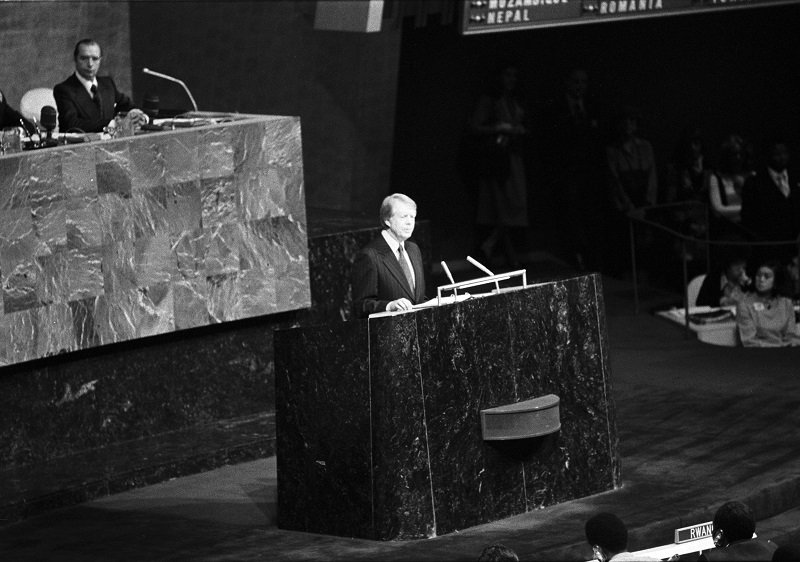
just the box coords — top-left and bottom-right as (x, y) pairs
(468, 59), (530, 267)
(736, 260), (800, 347)
(668, 127), (708, 204)
(707, 134), (753, 224)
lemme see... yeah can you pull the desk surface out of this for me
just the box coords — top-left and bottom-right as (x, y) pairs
(655, 306), (738, 346)
(656, 304), (800, 346)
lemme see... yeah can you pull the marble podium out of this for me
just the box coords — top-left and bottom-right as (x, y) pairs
(275, 273), (621, 540)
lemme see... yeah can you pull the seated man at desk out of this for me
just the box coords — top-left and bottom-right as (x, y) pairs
(697, 254), (751, 308)
(0, 90), (34, 131)
(54, 38), (148, 133)
(351, 193), (426, 318)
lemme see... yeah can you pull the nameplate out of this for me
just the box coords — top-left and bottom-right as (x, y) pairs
(675, 521), (712, 544)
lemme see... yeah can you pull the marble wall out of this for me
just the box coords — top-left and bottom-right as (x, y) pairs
(275, 273), (621, 540)
(0, 213), (429, 514)
(0, 116), (309, 367)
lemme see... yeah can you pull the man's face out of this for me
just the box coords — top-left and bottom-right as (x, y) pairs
(75, 43), (102, 81)
(385, 201), (416, 243)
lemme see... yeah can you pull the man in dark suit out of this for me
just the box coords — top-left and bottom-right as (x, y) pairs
(351, 193), (426, 319)
(0, 90), (34, 131)
(740, 137), (800, 261)
(53, 38), (147, 133)
(699, 500), (777, 561)
(540, 67), (607, 272)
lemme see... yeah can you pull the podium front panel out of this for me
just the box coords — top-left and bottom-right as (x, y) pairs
(275, 273), (621, 540)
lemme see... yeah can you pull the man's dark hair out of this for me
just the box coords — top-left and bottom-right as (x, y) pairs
(477, 544), (519, 562)
(74, 38), (101, 59)
(585, 512), (628, 554)
(712, 500), (755, 543)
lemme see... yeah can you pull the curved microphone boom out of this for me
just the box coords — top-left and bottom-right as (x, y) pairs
(142, 68), (198, 112)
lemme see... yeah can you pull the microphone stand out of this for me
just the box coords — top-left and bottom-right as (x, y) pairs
(142, 68), (199, 112)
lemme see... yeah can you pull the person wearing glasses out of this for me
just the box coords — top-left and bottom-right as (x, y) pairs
(53, 38), (148, 133)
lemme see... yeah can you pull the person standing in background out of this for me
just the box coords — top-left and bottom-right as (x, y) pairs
(468, 60), (530, 268)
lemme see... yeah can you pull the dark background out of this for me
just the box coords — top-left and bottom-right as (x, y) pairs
(391, 3), (800, 261)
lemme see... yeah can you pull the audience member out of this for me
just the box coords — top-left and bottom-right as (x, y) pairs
(696, 253), (751, 308)
(736, 260), (800, 347)
(540, 66), (607, 271)
(699, 500), (777, 560)
(468, 60), (530, 267)
(477, 543), (520, 561)
(665, 127), (710, 266)
(0, 90), (34, 131)
(604, 106), (659, 280)
(740, 136), (800, 262)
(708, 134), (753, 224)
(773, 543), (800, 561)
(585, 512), (660, 561)
(606, 106), (658, 214)
(667, 127), (708, 204)
(54, 38), (148, 133)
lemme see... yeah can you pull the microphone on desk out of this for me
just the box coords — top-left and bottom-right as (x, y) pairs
(142, 93), (160, 121)
(441, 261), (456, 285)
(142, 68), (199, 112)
(466, 255), (495, 277)
(40, 105), (58, 147)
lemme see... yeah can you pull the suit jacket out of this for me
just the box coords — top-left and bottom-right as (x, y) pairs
(699, 538), (778, 561)
(0, 90), (34, 131)
(53, 74), (136, 133)
(740, 167), (800, 243)
(351, 235), (426, 319)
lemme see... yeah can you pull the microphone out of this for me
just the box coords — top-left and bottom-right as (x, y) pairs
(441, 261), (456, 285)
(142, 93), (160, 121)
(143, 68), (198, 112)
(466, 255), (495, 277)
(467, 255), (503, 293)
(40, 106), (58, 147)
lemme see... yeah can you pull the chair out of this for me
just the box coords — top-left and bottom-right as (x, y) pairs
(686, 274), (706, 308)
(19, 88), (58, 132)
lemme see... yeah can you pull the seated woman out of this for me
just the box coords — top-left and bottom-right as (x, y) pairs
(736, 260), (800, 347)
(696, 255), (751, 307)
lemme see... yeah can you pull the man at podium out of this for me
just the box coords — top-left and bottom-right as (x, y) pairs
(351, 193), (426, 318)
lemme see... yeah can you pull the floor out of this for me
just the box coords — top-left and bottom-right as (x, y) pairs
(3, 270), (800, 561)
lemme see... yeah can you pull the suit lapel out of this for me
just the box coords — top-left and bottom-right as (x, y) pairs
(98, 79), (116, 123)
(69, 75), (103, 123)
(408, 242), (425, 302)
(376, 236), (414, 300)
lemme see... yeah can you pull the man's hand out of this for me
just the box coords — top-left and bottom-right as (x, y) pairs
(386, 298), (413, 312)
(128, 108), (149, 127)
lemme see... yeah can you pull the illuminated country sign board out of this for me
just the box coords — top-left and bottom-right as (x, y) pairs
(460, 0), (800, 34)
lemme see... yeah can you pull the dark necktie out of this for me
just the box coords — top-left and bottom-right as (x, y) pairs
(91, 84), (103, 121)
(397, 245), (415, 292)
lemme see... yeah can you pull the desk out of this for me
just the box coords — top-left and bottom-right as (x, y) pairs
(657, 305), (800, 347)
(656, 306), (738, 346)
(0, 113), (308, 366)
